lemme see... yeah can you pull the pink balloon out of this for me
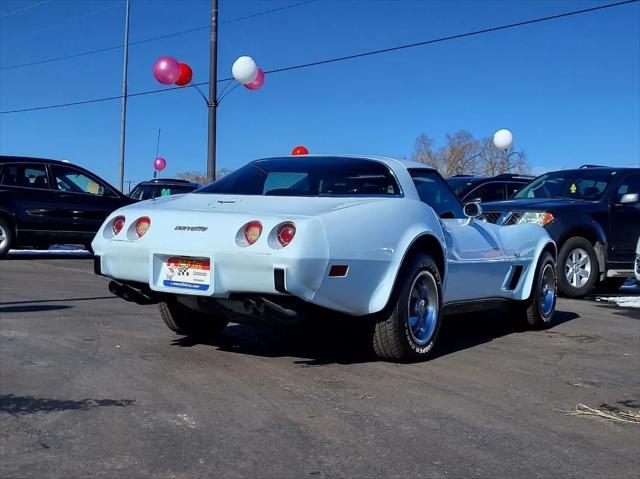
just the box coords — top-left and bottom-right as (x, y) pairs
(153, 57), (181, 85)
(153, 157), (167, 171)
(244, 68), (264, 90)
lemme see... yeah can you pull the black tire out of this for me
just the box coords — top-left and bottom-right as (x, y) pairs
(373, 253), (442, 362)
(159, 299), (229, 336)
(557, 237), (599, 298)
(0, 217), (15, 258)
(517, 252), (557, 329)
(594, 277), (627, 293)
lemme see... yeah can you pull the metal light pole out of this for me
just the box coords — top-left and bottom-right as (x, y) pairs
(118, 0), (131, 192)
(207, 0), (218, 183)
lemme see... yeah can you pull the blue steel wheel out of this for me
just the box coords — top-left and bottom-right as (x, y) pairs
(539, 263), (556, 320)
(520, 252), (556, 329)
(407, 271), (439, 346)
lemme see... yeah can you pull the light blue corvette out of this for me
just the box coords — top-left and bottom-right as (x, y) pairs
(93, 155), (557, 361)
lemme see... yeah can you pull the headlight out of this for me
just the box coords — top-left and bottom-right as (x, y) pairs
(517, 212), (554, 226)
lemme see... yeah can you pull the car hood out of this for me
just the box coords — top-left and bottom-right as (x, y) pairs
(481, 198), (594, 211)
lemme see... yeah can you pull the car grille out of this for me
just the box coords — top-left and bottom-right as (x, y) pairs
(480, 212), (502, 224)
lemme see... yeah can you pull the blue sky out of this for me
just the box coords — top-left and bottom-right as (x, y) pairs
(0, 0), (638, 188)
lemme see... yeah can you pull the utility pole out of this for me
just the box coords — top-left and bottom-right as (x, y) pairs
(118, 0), (131, 192)
(207, 0), (218, 183)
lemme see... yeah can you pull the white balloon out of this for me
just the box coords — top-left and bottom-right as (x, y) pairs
(493, 129), (514, 150)
(232, 56), (259, 84)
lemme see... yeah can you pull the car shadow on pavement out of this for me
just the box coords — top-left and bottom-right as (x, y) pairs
(0, 394), (136, 415)
(434, 309), (579, 359)
(0, 304), (72, 313)
(171, 308), (580, 365)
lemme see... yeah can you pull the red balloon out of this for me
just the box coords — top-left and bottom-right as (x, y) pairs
(292, 146), (309, 156)
(154, 157), (167, 171)
(175, 63), (193, 86)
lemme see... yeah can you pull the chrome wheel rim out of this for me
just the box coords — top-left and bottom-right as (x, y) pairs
(564, 247), (591, 288)
(407, 271), (439, 346)
(539, 263), (556, 319)
(0, 224), (6, 250)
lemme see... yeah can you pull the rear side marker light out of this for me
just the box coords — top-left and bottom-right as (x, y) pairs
(329, 265), (349, 277)
(277, 222), (296, 247)
(112, 216), (125, 235)
(244, 221), (263, 245)
(135, 216), (151, 238)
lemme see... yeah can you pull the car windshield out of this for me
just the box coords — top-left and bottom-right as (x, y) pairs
(446, 177), (480, 196)
(130, 184), (197, 200)
(514, 170), (613, 200)
(196, 157), (401, 197)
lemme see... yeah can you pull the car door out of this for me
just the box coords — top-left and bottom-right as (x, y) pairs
(609, 172), (640, 262)
(409, 169), (510, 302)
(49, 164), (125, 233)
(0, 162), (58, 233)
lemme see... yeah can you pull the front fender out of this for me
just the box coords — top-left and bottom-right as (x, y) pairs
(498, 224), (556, 301)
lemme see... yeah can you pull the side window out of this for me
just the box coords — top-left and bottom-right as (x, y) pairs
(0, 163), (49, 189)
(466, 182), (506, 202)
(409, 169), (464, 218)
(51, 165), (112, 196)
(506, 181), (526, 198)
(615, 173), (640, 204)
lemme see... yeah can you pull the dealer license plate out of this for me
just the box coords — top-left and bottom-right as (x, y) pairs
(162, 257), (211, 291)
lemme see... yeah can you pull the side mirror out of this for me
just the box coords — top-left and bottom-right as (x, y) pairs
(463, 202), (482, 220)
(619, 193), (639, 204)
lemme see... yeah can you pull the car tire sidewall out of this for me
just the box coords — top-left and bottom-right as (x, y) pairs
(0, 217), (14, 258)
(557, 237), (599, 297)
(527, 252), (557, 328)
(397, 255), (443, 359)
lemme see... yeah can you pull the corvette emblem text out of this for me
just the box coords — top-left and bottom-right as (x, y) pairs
(174, 226), (208, 232)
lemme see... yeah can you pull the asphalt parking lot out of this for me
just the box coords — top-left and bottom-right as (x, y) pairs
(1, 257), (639, 479)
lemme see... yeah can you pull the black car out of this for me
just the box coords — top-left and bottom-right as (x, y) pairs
(447, 173), (534, 203)
(129, 178), (199, 201)
(0, 156), (133, 257)
(480, 165), (640, 297)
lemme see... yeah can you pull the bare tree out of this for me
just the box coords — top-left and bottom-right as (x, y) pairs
(411, 131), (530, 177)
(176, 169), (232, 185)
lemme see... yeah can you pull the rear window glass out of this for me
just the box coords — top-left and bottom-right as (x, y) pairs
(130, 184), (198, 200)
(197, 157), (401, 197)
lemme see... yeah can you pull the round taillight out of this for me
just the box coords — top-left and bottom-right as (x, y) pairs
(277, 222), (296, 247)
(244, 221), (262, 245)
(135, 217), (151, 238)
(112, 216), (125, 235)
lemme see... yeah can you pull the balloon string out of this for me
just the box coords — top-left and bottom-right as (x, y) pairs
(216, 78), (235, 100)
(155, 128), (161, 158)
(217, 82), (241, 105)
(188, 82), (211, 106)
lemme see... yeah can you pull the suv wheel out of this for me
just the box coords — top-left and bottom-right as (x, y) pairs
(557, 237), (599, 297)
(0, 217), (14, 258)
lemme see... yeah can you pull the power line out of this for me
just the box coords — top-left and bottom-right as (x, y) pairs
(0, 1), (315, 71)
(0, 0), (51, 19)
(1, 0), (637, 115)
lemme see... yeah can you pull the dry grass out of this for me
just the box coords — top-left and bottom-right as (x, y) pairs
(567, 403), (640, 424)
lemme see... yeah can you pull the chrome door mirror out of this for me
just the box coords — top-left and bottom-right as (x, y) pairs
(463, 202), (482, 221)
(619, 193), (639, 204)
